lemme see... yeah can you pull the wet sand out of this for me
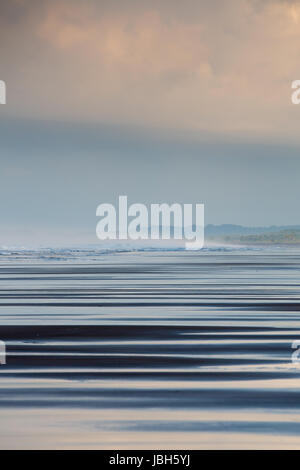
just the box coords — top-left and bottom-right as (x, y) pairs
(0, 248), (300, 449)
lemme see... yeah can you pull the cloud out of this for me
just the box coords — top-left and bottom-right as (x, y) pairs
(1, 0), (300, 141)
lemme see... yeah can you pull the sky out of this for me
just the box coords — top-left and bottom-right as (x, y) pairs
(0, 0), (300, 246)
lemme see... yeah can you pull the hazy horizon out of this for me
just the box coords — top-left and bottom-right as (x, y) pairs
(1, 0), (300, 245)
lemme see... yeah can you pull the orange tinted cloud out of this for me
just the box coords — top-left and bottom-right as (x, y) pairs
(2, 0), (300, 141)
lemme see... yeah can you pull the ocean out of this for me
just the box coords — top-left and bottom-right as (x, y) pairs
(0, 247), (300, 449)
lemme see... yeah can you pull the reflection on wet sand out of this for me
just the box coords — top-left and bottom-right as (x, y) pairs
(0, 248), (300, 449)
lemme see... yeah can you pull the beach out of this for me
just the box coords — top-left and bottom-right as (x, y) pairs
(0, 247), (300, 449)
